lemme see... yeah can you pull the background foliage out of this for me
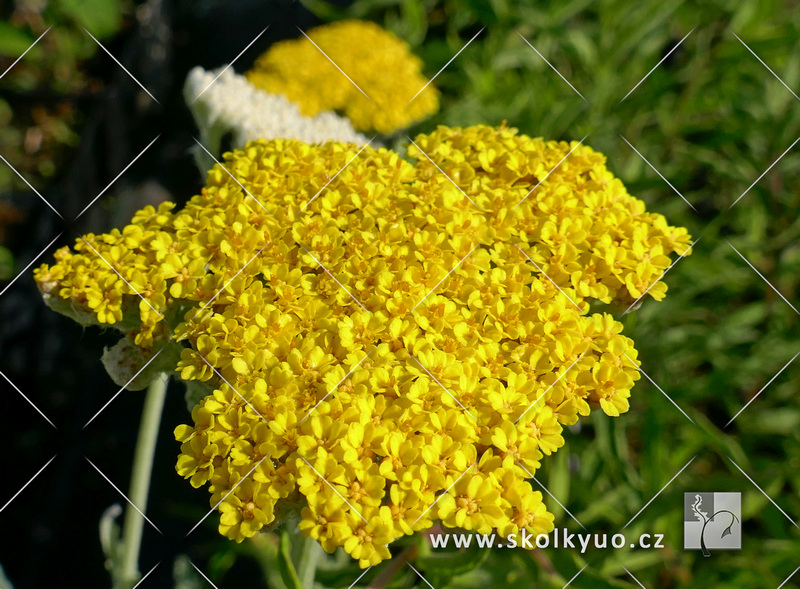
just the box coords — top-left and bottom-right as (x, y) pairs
(1, 0), (798, 587)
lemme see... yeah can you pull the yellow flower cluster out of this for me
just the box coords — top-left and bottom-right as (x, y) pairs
(246, 20), (439, 134)
(34, 125), (691, 567)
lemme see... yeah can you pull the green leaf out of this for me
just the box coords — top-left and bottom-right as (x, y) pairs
(0, 246), (13, 281)
(101, 336), (182, 391)
(278, 529), (304, 589)
(415, 530), (494, 587)
(98, 504), (126, 589)
(0, 23), (39, 59)
(207, 547), (238, 581)
(426, 548), (534, 589)
(246, 534), (291, 589)
(56, 0), (123, 39)
(545, 443), (571, 522)
(184, 380), (214, 412)
(744, 408), (800, 435)
(572, 567), (638, 589)
(173, 555), (204, 589)
(312, 548), (364, 588)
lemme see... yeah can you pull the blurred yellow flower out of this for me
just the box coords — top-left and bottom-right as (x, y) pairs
(247, 20), (439, 134)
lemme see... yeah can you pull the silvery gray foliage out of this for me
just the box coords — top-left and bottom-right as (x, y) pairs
(184, 66), (368, 170)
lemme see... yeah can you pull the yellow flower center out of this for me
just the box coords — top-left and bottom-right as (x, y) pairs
(456, 496), (479, 514)
(243, 500), (256, 520)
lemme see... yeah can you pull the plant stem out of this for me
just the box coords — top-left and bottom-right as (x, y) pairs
(295, 533), (322, 588)
(119, 372), (169, 588)
(369, 545), (417, 589)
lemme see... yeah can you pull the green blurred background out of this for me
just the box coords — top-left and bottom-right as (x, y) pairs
(1, 0), (798, 587)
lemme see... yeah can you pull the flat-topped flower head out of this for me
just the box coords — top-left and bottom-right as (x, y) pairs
(34, 125), (690, 567)
(246, 20), (439, 134)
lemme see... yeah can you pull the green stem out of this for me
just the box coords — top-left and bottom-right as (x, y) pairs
(295, 533), (322, 588)
(119, 372), (169, 588)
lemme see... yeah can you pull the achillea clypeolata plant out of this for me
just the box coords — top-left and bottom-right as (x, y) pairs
(246, 20), (440, 134)
(35, 124), (691, 567)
